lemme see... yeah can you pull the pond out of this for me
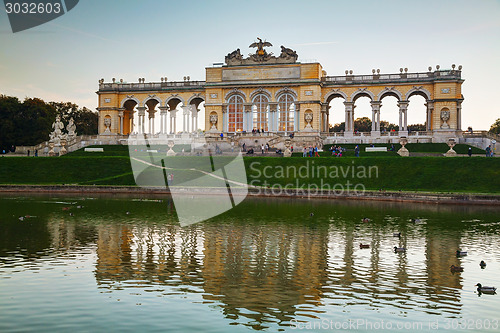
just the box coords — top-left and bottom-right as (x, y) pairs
(0, 194), (499, 332)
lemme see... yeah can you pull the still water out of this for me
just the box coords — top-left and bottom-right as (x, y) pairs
(0, 194), (499, 332)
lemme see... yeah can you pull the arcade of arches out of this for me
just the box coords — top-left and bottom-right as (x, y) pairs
(97, 40), (464, 143)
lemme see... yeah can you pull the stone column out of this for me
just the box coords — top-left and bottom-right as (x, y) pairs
(425, 101), (434, 131)
(320, 104), (328, 132)
(148, 110), (156, 134)
(456, 100), (462, 130)
(159, 106), (169, 134)
(397, 101), (409, 135)
(137, 106), (146, 135)
(118, 108), (124, 135)
(244, 103), (253, 132)
(370, 101), (381, 136)
(222, 108), (228, 133)
(182, 105), (190, 133)
(170, 109), (177, 134)
(294, 103), (300, 132)
(269, 102), (278, 132)
(344, 102), (354, 135)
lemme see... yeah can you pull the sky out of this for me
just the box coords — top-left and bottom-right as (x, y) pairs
(1, 0), (499, 130)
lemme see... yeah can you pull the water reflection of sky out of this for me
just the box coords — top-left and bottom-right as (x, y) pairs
(0, 195), (499, 332)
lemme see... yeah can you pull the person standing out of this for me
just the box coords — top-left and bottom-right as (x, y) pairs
(486, 145), (491, 157)
(468, 147), (472, 157)
(314, 146), (319, 157)
(303, 146), (307, 157)
(355, 145), (360, 157)
(261, 144), (265, 154)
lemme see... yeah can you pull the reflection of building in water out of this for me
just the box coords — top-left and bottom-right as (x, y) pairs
(91, 219), (465, 328)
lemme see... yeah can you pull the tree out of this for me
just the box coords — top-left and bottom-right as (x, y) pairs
(354, 117), (371, 132)
(408, 123), (426, 131)
(380, 120), (398, 132)
(0, 95), (97, 150)
(330, 122), (345, 132)
(489, 118), (500, 135)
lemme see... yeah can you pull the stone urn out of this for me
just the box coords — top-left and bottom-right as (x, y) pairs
(166, 140), (176, 156)
(283, 139), (292, 157)
(444, 138), (457, 157)
(440, 110), (450, 129)
(209, 113), (218, 131)
(59, 138), (67, 155)
(397, 137), (409, 157)
(303, 112), (314, 131)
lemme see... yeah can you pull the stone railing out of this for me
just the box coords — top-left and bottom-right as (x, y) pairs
(99, 81), (206, 92)
(323, 70), (461, 85)
(463, 130), (499, 141)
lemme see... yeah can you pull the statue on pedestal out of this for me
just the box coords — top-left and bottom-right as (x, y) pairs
(67, 117), (77, 140)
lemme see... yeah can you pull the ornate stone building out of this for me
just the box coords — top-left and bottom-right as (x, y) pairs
(96, 39), (464, 144)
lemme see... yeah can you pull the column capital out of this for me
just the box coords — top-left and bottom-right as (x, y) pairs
(370, 101), (381, 111)
(269, 102), (278, 112)
(118, 110), (124, 117)
(243, 103), (253, 112)
(397, 101), (409, 110)
(136, 106), (146, 115)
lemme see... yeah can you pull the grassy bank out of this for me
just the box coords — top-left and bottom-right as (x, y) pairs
(1, 145), (499, 193)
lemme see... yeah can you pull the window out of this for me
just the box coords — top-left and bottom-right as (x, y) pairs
(252, 94), (269, 131)
(278, 93), (295, 132)
(227, 95), (244, 132)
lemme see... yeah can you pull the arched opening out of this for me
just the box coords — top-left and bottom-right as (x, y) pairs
(327, 95), (346, 133)
(352, 94), (372, 133)
(123, 99), (138, 135)
(145, 99), (160, 135)
(227, 95), (244, 133)
(167, 98), (183, 134)
(189, 97), (205, 132)
(379, 95), (400, 133)
(407, 95), (427, 132)
(277, 93), (295, 133)
(252, 94), (269, 131)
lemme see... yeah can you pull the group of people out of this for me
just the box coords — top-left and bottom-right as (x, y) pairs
(329, 145), (346, 157)
(302, 146), (320, 157)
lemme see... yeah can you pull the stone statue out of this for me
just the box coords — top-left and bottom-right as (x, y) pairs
(49, 115), (65, 145)
(225, 48), (242, 64)
(66, 117), (76, 138)
(209, 113), (218, 131)
(279, 45), (298, 61)
(440, 110), (450, 129)
(249, 38), (272, 56)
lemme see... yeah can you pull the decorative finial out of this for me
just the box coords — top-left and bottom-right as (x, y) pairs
(452, 64), (456, 69)
(436, 65), (440, 70)
(458, 65), (462, 70)
(404, 68), (408, 73)
(428, 66), (432, 71)
(345, 70), (349, 75)
(400, 68), (403, 73)
(349, 70), (353, 75)
(377, 69), (380, 74)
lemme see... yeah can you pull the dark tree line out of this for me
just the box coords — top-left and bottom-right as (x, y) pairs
(329, 117), (426, 132)
(0, 95), (97, 152)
